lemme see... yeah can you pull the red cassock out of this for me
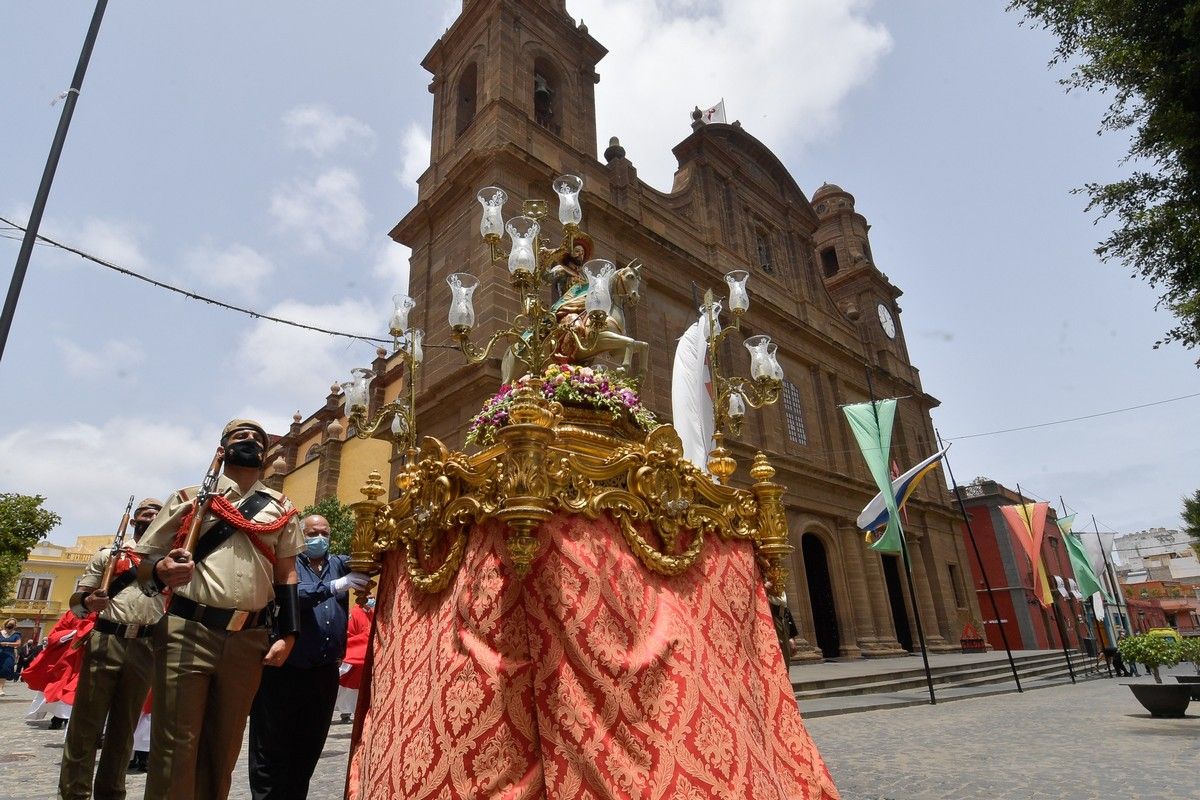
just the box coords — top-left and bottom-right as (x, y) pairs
(340, 604), (374, 691)
(22, 611), (93, 705)
(346, 513), (840, 800)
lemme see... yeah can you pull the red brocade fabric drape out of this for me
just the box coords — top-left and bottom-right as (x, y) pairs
(346, 512), (839, 800)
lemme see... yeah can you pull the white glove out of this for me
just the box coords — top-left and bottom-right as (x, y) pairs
(330, 572), (370, 595)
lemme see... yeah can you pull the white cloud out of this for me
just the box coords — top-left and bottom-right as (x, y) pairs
(282, 104), (376, 158)
(182, 243), (275, 297)
(0, 417), (212, 541)
(5, 209), (150, 273)
(569, 0), (892, 189)
(234, 298), (384, 408)
(56, 337), (144, 379)
(74, 218), (151, 271)
(372, 240), (412, 295)
(269, 168), (370, 252)
(397, 122), (431, 192)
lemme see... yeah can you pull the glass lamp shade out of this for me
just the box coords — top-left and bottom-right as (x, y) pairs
(391, 413), (407, 437)
(765, 341), (784, 380)
(583, 259), (616, 315)
(390, 294), (415, 336)
(553, 174), (584, 226)
(342, 368), (374, 412)
(725, 270), (750, 314)
(406, 329), (425, 364)
(446, 273), (478, 329)
(744, 335), (776, 380)
(477, 187), (507, 238)
(727, 390), (746, 419)
(506, 216), (540, 275)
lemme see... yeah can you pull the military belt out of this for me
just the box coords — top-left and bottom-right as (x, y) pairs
(168, 595), (268, 633)
(94, 618), (156, 639)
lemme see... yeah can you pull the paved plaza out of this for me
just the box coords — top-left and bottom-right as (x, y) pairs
(0, 665), (1195, 799)
(806, 664), (1198, 800)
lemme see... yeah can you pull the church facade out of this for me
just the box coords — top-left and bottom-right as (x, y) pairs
(268, 0), (981, 660)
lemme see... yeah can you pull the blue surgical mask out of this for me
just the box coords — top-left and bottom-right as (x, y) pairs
(304, 536), (330, 558)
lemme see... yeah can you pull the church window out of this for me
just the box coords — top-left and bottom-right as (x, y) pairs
(756, 230), (774, 273)
(304, 443), (321, 462)
(782, 380), (807, 445)
(947, 563), (966, 608)
(455, 62), (478, 138)
(532, 58), (562, 136)
(821, 247), (839, 277)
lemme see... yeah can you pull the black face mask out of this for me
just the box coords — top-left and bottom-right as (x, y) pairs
(131, 519), (151, 540)
(224, 439), (265, 468)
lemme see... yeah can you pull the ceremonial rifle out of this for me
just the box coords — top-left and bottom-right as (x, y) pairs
(98, 494), (135, 592)
(175, 450), (224, 561)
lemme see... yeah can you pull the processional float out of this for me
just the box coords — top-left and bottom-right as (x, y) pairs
(339, 175), (839, 799)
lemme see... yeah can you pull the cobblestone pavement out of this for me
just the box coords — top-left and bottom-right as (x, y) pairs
(2, 667), (1195, 799)
(0, 681), (349, 800)
(804, 664), (1199, 800)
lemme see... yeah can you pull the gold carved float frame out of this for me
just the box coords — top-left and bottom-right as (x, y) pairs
(347, 382), (792, 601)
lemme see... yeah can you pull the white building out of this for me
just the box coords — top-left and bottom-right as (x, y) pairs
(1114, 528), (1200, 583)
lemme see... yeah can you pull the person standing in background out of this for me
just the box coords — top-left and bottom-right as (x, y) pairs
(247, 513), (368, 799)
(0, 619), (21, 695)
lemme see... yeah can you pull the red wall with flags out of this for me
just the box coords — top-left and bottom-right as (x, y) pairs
(955, 481), (1089, 652)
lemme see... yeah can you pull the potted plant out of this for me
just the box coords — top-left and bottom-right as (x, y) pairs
(1174, 638), (1200, 700)
(1118, 633), (1191, 717)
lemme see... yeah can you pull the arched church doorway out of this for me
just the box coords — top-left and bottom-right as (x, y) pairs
(801, 533), (840, 659)
(881, 555), (914, 652)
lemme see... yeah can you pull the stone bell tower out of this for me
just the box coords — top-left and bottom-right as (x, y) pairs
(390, 0), (608, 446)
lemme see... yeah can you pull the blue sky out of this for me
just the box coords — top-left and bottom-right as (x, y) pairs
(1, 1), (1196, 543)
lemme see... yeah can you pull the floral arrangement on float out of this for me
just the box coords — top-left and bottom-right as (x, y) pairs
(466, 362), (658, 445)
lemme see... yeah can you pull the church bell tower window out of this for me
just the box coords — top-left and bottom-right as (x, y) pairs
(820, 247), (839, 278)
(533, 58), (562, 136)
(455, 62), (478, 138)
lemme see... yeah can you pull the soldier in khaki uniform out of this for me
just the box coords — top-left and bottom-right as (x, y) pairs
(135, 420), (304, 800)
(59, 497), (164, 800)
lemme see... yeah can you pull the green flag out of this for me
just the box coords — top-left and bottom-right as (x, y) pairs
(1064, 532), (1112, 602)
(843, 400), (903, 553)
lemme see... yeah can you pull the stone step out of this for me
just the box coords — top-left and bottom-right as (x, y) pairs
(796, 667), (1106, 719)
(792, 652), (1079, 698)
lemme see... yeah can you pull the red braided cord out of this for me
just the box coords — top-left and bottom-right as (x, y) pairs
(171, 495), (296, 566)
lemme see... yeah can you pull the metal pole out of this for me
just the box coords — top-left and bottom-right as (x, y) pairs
(0, 0), (108, 365)
(1090, 515), (1132, 637)
(935, 429), (1022, 691)
(1015, 484), (1075, 683)
(866, 367), (936, 704)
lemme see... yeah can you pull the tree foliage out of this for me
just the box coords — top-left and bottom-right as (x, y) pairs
(298, 496), (355, 555)
(1118, 632), (1181, 682)
(1183, 488), (1200, 557)
(1009, 1), (1200, 356)
(0, 493), (62, 602)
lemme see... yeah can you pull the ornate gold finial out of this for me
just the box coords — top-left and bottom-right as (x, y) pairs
(361, 470), (385, 502)
(707, 432), (737, 484)
(750, 452), (775, 482)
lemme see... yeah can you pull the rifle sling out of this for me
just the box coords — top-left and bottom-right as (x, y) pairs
(190, 491), (276, 567)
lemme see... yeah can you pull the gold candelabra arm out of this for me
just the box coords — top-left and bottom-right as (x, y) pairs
(348, 470), (387, 607)
(349, 401), (406, 439)
(452, 326), (519, 365)
(729, 375), (783, 409)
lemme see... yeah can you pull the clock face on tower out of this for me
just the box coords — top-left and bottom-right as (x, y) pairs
(877, 303), (896, 339)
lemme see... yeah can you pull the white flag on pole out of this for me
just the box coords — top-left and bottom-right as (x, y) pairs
(1092, 593), (1105, 620)
(1068, 577), (1084, 600)
(1053, 575), (1069, 599)
(671, 313), (715, 472)
(701, 99), (726, 124)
